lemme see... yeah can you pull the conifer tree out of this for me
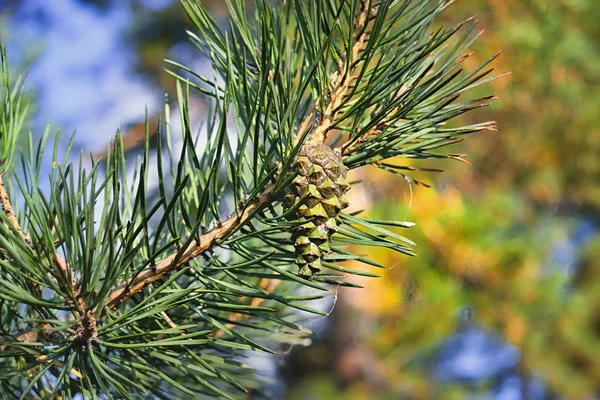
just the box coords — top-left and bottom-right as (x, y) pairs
(0, 0), (499, 398)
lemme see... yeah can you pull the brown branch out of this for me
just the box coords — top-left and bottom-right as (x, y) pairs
(0, 170), (44, 348)
(0, 185), (96, 348)
(0, 173), (26, 239)
(4, 2), (378, 346)
(102, 184), (276, 310)
(1, 174), (77, 295)
(1, 188), (276, 347)
(104, 0), (377, 310)
(302, 0), (375, 146)
(0, 171), (43, 301)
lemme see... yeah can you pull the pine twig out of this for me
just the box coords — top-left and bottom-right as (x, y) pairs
(301, 0), (375, 146)
(0, 172), (25, 240)
(0, 176), (97, 347)
(101, 0), (381, 313)
(5, 1), (384, 339)
(102, 0), (380, 313)
(102, 185), (276, 310)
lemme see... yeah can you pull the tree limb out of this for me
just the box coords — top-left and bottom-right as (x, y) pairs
(102, 0), (378, 311)
(6, 0), (380, 343)
(0, 173), (25, 239)
(307, 0), (373, 145)
(102, 184), (276, 310)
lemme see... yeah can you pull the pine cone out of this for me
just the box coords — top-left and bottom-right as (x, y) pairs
(283, 143), (350, 278)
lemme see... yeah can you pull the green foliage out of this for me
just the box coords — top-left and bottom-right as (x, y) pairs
(0, 44), (31, 175)
(0, 0), (497, 398)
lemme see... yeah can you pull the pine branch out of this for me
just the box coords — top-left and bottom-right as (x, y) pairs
(102, 0), (380, 313)
(300, 0), (374, 146)
(0, 0), (503, 397)
(103, 184), (276, 310)
(0, 173), (24, 239)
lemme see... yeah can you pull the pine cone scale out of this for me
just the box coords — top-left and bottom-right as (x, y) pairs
(283, 143), (350, 277)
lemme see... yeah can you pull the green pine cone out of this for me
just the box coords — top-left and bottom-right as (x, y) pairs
(282, 143), (350, 278)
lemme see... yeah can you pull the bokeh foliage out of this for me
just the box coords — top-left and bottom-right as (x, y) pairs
(287, 0), (600, 398)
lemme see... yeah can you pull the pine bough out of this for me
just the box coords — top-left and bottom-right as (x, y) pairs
(0, 0), (502, 398)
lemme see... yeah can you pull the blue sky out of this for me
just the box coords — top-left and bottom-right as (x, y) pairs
(5, 0), (171, 151)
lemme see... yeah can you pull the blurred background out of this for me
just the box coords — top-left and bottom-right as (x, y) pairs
(1, 0), (599, 398)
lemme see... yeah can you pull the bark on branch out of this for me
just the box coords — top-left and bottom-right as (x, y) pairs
(102, 184), (276, 310)
(0, 173), (25, 239)
(3, 0), (379, 344)
(102, 0), (378, 308)
(302, 0), (374, 146)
